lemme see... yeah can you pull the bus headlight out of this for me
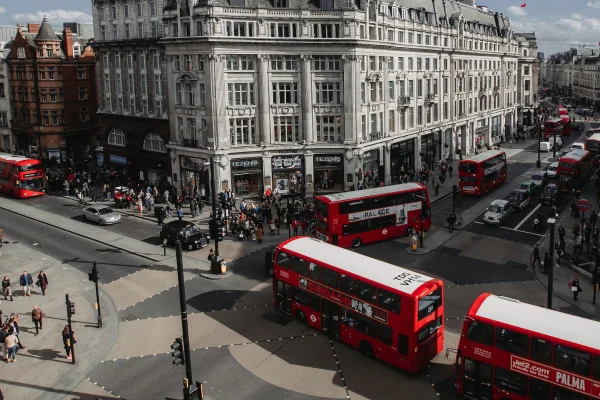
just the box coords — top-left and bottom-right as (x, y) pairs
(414, 347), (419, 353)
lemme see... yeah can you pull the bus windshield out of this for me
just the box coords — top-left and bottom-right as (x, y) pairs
(418, 287), (442, 320)
(587, 140), (600, 149)
(18, 177), (44, 191)
(18, 164), (42, 172)
(460, 163), (478, 174)
(559, 162), (577, 169)
(315, 199), (328, 217)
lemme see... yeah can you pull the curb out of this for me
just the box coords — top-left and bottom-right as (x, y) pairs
(199, 269), (234, 280)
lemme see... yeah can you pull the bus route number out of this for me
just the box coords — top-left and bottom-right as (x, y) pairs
(393, 272), (423, 286)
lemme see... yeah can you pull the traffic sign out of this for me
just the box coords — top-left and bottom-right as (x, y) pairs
(576, 199), (592, 212)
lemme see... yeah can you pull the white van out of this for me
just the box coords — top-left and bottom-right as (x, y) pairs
(570, 142), (585, 151)
(539, 137), (563, 152)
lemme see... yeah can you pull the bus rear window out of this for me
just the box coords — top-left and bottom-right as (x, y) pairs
(460, 163), (477, 174)
(18, 164), (41, 172)
(559, 162), (577, 169)
(418, 287), (442, 320)
(315, 199), (328, 217)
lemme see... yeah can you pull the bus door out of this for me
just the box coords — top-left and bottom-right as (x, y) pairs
(276, 280), (292, 315)
(321, 301), (340, 338)
(462, 358), (493, 400)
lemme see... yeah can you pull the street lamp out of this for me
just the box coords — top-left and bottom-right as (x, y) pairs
(547, 217), (556, 309)
(536, 109), (542, 168)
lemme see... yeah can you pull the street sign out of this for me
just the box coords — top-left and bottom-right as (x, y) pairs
(576, 199), (592, 212)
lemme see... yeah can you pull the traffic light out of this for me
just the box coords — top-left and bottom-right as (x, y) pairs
(209, 218), (222, 242)
(88, 268), (99, 282)
(171, 337), (185, 365)
(68, 301), (75, 315)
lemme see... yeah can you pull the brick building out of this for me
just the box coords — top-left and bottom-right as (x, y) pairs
(5, 17), (98, 161)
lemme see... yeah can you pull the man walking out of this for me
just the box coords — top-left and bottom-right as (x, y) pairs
(531, 244), (542, 269)
(32, 305), (45, 335)
(19, 271), (33, 296)
(37, 271), (48, 296)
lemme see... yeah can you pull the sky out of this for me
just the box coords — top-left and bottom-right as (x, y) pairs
(0, 0), (597, 56)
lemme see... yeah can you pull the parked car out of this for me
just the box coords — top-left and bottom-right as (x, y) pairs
(81, 205), (122, 225)
(545, 162), (559, 179)
(508, 189), (531, 211)
(160, 220), (210, 250)
(518, 180), (538, 194)
(540, 183), (563, 205)
(576, 108), (585, 115)
(530, 171), (550, 188)
(265, 245), (277, 275)
(483, 200), (512, 225)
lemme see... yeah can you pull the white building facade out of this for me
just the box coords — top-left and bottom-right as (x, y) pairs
(162, 0), (521, 197)
(514, 33), (538, 127)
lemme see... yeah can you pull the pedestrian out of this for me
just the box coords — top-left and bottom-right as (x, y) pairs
(257, 225), (263, 244)
(447, 213), (456, 233)
(62, 325), (75, 360)
(4, 329), (17, 363)
(19, 271), (33, 296)
(448, 164), (453, 178)
(275, 217), (281, 235)
(568, 276), (582, 301)
(190, 198), (197, 218)
(9, 315), (23, 350)
(269, 220), (276, 235)
(177, 206), (183, 221)
(157, 206), (164, 226)
(433, 180), (440, 196)
(2, 277), (12, 301)
(32, 305), (45, 335)
(292, 219), (299, 236)
(531, 244), (542, 268)
(419, 228), (424, 248)
(439, 173), (446, 188)
(571, 201), (578, 217)
(136, 197), (143, 217)
(0, 325), (8, 361)
(558, 225), (566, 241)
(36, 271), (48, 296)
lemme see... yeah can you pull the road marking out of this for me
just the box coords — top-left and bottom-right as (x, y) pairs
(473, 221), (545, 237)
(515, 203), (542, 230)
(328, 338), (351, 400)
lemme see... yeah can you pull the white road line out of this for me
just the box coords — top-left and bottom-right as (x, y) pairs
(515, 203), (542, 230)
(473, 221), (545, 237)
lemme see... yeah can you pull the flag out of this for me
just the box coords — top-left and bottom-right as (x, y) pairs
(520, 2), (526, 7)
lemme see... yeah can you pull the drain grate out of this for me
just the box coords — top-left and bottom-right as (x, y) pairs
(261, 311), (293, 326)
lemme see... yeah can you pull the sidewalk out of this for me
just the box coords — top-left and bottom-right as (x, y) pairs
(0, 238), (119, 399)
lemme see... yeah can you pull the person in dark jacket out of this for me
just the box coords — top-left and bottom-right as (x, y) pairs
(2, 277), (12, 301)
(37, 271), (48, 296)
(19, 271), (33, 297)
(569, 276), (582, 301)
(531, 244), (541, 269)
(62, 325), (73, 360)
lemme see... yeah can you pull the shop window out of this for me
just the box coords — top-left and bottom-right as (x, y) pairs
(108, 128), (127, 147)
(143, 133), (166, 153)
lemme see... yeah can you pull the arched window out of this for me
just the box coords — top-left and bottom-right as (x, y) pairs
(143, 133), (166, 153)
(108, 128), (126, 147)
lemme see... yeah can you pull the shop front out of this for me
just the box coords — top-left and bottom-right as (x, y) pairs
(475, 126), (487, 149)
(420, 132), (441, 168)
(180, 155), (210, 200)
(231, 158), (263, 198)
(390, 139), (415, 184)
(361, 148), (384, 188)
(143, 156), (170, 187)
(272, 155), (304, 196)
(313, 154), (344, 193)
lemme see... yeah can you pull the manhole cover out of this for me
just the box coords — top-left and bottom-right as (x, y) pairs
(261, 311), (293, 326)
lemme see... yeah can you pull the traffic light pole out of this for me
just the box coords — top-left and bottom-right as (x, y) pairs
(536, 110), (542, 168)
(210, 158), (219, 257)
(93, 262), (102, 328)
(175, 240), (193, 386)
(547, 218), (556, 309)
(66, 294), (75, 364)
(594, 249), (599, 306)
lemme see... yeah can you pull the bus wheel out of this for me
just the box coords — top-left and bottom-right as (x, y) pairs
(352, 238), (362, 248)
(295, 310), (306, 324)
(359, 341), (374, 358)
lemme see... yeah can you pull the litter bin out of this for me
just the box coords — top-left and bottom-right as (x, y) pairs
(211, 256), (227, 274)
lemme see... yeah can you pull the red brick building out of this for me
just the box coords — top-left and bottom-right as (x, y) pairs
(6, 17), (98, 161)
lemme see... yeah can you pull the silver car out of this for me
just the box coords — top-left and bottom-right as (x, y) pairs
(483, 199), (512, 225)
(82, 204), (122, 225)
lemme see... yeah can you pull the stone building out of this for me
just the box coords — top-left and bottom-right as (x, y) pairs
(91, 0), (171, 185)
(514, 32), (539, 127)
(5, 18), (98, 160)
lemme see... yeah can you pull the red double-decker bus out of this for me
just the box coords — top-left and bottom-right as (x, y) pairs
(0, 153), (45, 198)
(585, 133), (600, 166)
(274, 236), (444, 372)
(458, 150), (507, 196)
(455, 293), (600, 400)
(557, 149), (593, 192)
(560, 115), (572, 136)
(314, 183), (431, 248)
(544, 118), (565, 140)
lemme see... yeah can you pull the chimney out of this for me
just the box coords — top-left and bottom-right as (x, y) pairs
(63, 28), (73, 59)
(27, 23), (40, 34)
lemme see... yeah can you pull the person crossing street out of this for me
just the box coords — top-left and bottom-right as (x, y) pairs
(37, 271), (48, 296)
(19, 271), (33, 297)
(31, 305), (45, 335)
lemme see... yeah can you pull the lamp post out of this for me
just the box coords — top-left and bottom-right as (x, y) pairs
(547, 217), (556, 309)
(536, 109), (542, 168)
(210, 158), (219, 257)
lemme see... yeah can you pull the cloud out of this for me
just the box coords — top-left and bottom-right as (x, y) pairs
(571, 14), (583, 21)
(12, 10), (93, 25)
(587, 1), (600, 9)
(511, 16), (600, 55)
(507, 5), (527, 17)
(0, 7), (6, 14)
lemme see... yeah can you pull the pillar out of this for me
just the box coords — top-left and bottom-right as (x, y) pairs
(304, 153), (314, 196)
(383, 57), (390, 137)
(415, 135), (422, 166)
(384, 147), (391, 185)
(262, 153), (272, 191)
(258, 54), (271, 145)
(343, 54), (358, 143)
(300, 54), (314, 143)
(207, 54), (227, 149)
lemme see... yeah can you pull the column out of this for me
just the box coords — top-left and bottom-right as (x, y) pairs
(300, 55), (314, 143)
(207, 54), (227, 149)
(304, 153), (314, 196)
(262, 153), (272, 191)
(384, 147), (391, 185)
(383, 57), (389, 137)
(343, 55), (358, 143)
(258, 55), (271, 146)
(415, 135), (422, 167)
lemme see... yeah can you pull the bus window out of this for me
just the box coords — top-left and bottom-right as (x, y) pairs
(308, 262), (320, 281)
(321, 267), (340, 289)
(354, 313), (377, 338)
(277, 252), (291, 268)
(398, 334), (409, 355)
(495, 328), (529, 357)
(461, 163), (478, 173)
(529, 378), (551, 400)
(377, 323), (393, 345)
(418, 287), (442, 320)
(594, 355), (600, 380)
(315, 199), (329, 217)
(466, 321), (494, 346)
(355, 279), (377, 303)
(378, 288), (400, 313)
(554, 345), (591, 376)
(530, 338), (553, 365)
(291, 256), (308, 276)
(494, 367), (528, 396)
(340, 274), (354, 294)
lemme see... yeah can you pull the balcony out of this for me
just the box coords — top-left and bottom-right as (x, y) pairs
(397, 96), (411, 108)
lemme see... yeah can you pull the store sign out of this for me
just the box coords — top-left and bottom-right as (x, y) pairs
(510, 355), (600, 398)
(109, 154), (127, 165)
(231, 159), (261, 170)
(273, 156), (303, 169)
(299, 277), (387, 323)
(315, 155), (343, 166)
(180, 156), (207, 171)
(348, 202), (421, 225)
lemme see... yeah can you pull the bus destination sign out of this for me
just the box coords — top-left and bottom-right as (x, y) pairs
(299, 277), (388, 323)
(510, 355), (600, 398)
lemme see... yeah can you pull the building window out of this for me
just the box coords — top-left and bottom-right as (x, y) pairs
(137, 22), (144, 37)
(108, 128), (127, 146)
(188, 118), (197, 139)
(152, 51), (160, 69)
(149, 0), (157, 16)
(154, 75), (161, 95)
(42, 111), (49, 125)
(143, 133), (166, 152)
(227, 83), (255, 106)
(113, 24), (118, 39)
(39, 67), (46, 80)
(186, 83), (195, 105)
(17, 47), (26, 58)
(226, 55), (254, 71)
(51, 111), (59, 125)
(199, 83), (206, 106)
(80, 108), (89, 122)
(226, 22), (254, 37)
(176, 83), (182, 105)
(0, 83), (4, 98)
(270, 23), (299, 38)
(229, 118), (256, 145)
(315, 82), (341, 104)
(77, 66), (86, 79)
(155, 100), (162, 116)
(137, 0), (143, 16)
(272, 82), (299, 104)
(270, 56), (297, 71)
(316, 116), (341, 142)
(313, 24), (340, 38)
(46, 45), (53, 57)
(78, 87), (88, 100)
(273, 116), (300, 142)
(49, 89), (57, 103)
(275, 0), (288, 7)
(389, 109), (395, 132)
(151, 21), (159, 38)
(312, 56), (341, 71)
(125, 23), (131, 39)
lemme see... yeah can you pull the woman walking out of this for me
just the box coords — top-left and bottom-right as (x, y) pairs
(256, 225), (263, 244)
(62, 325), (75, 360)
(37, 271), (48, 296)
(4, 329), (18, 363)
(2, 277), (12, 301)
(568, 276), (582, 301)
